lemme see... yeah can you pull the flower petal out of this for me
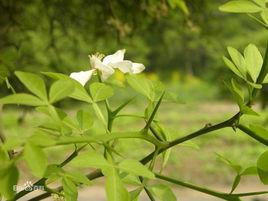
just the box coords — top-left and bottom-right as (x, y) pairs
(103, 49), (125, 65)
(131, 63), (145, 74)
(90, 55), (115, 80)
(110, 61), (133, 73)
(69, 70), (95, 86)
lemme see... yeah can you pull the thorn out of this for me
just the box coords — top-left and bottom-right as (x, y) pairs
(232, 123), (237, 132)
(204, 123), (212, 129)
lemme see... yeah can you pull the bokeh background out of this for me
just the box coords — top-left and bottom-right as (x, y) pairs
(1, 0), (268, 98)
(1, 0), (268, 200)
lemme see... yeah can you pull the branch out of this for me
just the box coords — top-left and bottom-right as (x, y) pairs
(237, 124), (268, 146)
(154, 173), (268, 200)
(26, 113), (240, 200)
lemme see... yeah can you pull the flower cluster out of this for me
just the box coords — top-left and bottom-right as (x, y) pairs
(70, 49), (145, 86)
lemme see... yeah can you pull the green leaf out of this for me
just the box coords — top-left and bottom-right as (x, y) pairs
(37, 105), (67, 121)
(42, 72), (92, 103)
(76, 109), (94, 131)
(118, 159), (155, 179)
(231, 79), (244, 105)
(28, 132), (56, 146)
(167, 0), (189, 15)
(249, 125), (268, 140)
(261, 9), (268, 24)
(62, 177), (78, 201)
(144, 92), (165, 130)
(44, 164), (63, 181)
(216, 153), (242, 174)
(49, 80), (75, 103)
(230, 175), (241, 193)
(0, 93), (45, 106)
(5, 77), (16, 94)
(113, 97), (135, 116)
(219, 0), (262, 13)
(102, 167), (130, 201)
(163, 91), (184, 103)
(223, 56), (244, 79)
(2, 137), (25, 150)
(0, 65), (9, 84)
(65, 171), (91, 185)
(121, 174), (142, 186)
(244, 44), (263, 82)
(241, 166), (258, 175)
(225, 80), (244, 107)
(227, 47), (246, 76)
(126, 74), (165, 101)
(253, 0), (266, 7)
(70, 151), (110, 169)
(71, 152), (154, 179)
(240, 104), (259, 115)
(23, 142), (48, 177)
(89, 82), (114, 102)
(246, 80), (262, 88)
(15, 71), (47, 100)
(257, 150), (268, 184)
(0, 163), (19, 199)
(149, 184), (177, 201)
(130, 188), (143, 201)
(156, 124), (172, 171)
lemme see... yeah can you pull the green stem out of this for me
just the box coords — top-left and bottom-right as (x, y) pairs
(247, 14), (268, 29)
(234, 191), (268, 197)
(168, 113), (239, 148)
(154, 173), (252, 201)
(92, 102), (109, 132)
(144, 186), (156, 201)
(54, 131), (164, 148)
(19, 113), (241, 201)
(13, 110), (249, 201)
(155, 173), (234, 200)
(237, 124), (268, 146)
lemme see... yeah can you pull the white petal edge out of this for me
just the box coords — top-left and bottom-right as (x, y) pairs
(90, 55), (115, 81)
(69, 69), (95, 86)
(103, 49), (126, 65)
(110, 61), (133, 73)
(131, 63), (145, 74)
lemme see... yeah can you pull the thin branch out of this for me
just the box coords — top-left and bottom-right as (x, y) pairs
(155, 173), (268, 200)
(26, 113), (240, 200)
(144, 187), (156, 201)
(237, 124), (268, 146)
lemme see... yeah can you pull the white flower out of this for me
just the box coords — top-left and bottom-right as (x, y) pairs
(90, 49), (145, 80)
(69, 49), (145, 85)
(90, 55), (115, 81)
(69, 69), (95, 86)
(131, 62), (145, 74)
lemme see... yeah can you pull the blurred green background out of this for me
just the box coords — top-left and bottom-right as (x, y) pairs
(1, 0), (268, 97)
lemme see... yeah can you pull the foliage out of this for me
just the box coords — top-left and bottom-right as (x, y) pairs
(1, 0), (268, 94)
(1, 1), (268, 201)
